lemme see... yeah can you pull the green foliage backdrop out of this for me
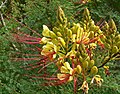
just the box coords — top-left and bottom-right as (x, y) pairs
(0, 0), (120, 94)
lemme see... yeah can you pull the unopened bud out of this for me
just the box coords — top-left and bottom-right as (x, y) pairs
(90, 66), (98, 75)
(112, 46), (118, 54)
(82, 61), (88, 69)
(109, 19), (117, 31)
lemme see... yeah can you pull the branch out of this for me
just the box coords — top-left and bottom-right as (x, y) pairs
(0, 0), (8, 30)
(13, 17), (41, 37)
(0, 11), (8, 30)
(98, 52), (120, 68)
(0, 0), (7, 9)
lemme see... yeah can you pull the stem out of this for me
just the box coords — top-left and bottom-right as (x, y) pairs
(0, 0), (8, 30)
(74, 77), (77, 94)
(72, 59), (77, 94)
(0, 12), (8, 31)
(0, 0), (7, 9)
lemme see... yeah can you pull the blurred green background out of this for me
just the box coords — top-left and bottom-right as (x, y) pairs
(0, 0), (120, 94)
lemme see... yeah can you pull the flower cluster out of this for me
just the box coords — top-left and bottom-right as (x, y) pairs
(13, 7), (120, 94)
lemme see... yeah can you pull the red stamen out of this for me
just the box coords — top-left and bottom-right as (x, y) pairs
(37, 61), (54, 73)
(12, 58), (41, 61)
(43, 74), (70, 86)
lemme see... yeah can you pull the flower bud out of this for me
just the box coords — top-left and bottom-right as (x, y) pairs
(49, 31), (57, 38)
(115, 35), (120, 43)
(89, 31), (94, 38)
(89, 60), (95, 68)
(76, 65), (82, 74)
(58, 37), (66, 47)
(60, 66), (69, 73)
(116, 41), (120, 48)
(82, 61), (88, 69)
(57, 6), (67, 24)
(63, 62), (71, 70)
(83, 8), (90, 21)
(109, 19), (117, 31)
(68, 29), (72, 38)
(90, 66), (98, 75)
(112, 46), (118, 54)
(57, 32), (62, 37)
(42, 25), (50, 37)
(79, 56), (84, 63)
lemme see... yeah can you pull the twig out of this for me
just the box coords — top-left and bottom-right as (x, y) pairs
(0, 12), (7, 30)
(98, 52), (120, 68)
(13, 17), (41, 37)
(0, 0), (8, 31)
(0, 0), (7, 9)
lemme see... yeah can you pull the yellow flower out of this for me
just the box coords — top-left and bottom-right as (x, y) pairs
(42, 25), (56, 38)
(42, 25), (50, 37)
(57, 73), (73, 82)
(41, 42), (57, 55)
(91, 75), (103, 86)
(57, 74), (67, 80)
(79, 81), (89, 94)
(103, 66), (109, 70)
(40, 37), (51, 44)
(60, 62), (73, 74)
(57, 62), (74, 82)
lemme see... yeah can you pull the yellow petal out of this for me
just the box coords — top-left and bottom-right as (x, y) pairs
(49, 31), (57, 38)
(68, 76), (73, 82)
(53, 54), (56, 59)
(57, 74), (66, 80)
(70, 68), (73, 75)
(103, 66), (109, 69)
(58, 37), (66, 47)
(60, 66), (69, 73)
(76, 65), (82, 74)
(40, 37), (50, 44)
(72, 34), (76, 42)
(63, 62), (71, 70)
(42, 25), (50, 37)
(79, 81), (89, 93)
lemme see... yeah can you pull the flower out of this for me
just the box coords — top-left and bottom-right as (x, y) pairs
(42, 25), (57, 38)
(103, 66), (110, 76)
(90, 75), (103, 86)
(79, 81), (89, 94)
(57, 62), (73, 82)
(57, 73), (73, 82)
(41, 42), (57, 60)
(40, 37), (51, 44)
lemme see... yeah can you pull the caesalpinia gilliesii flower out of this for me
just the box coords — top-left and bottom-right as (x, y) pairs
(78, 81), (89, 94)
(13, 7), (119, 94)
(57, 62), (82, 82)
(43, 8), (105, 94)
(91, 75), (103, 86)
